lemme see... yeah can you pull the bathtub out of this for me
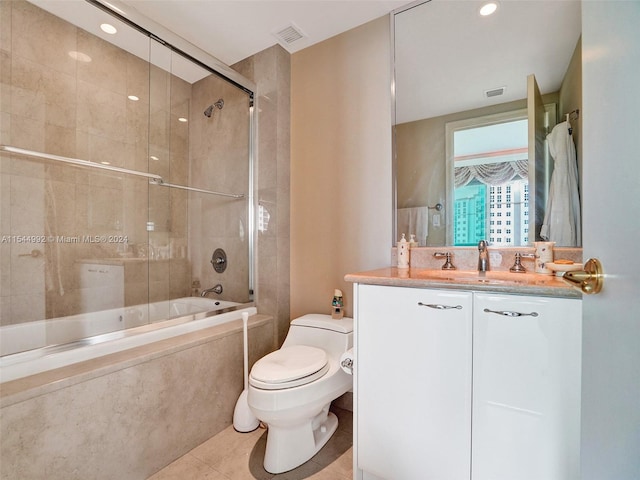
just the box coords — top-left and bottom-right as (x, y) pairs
(0, 297), (256, 383)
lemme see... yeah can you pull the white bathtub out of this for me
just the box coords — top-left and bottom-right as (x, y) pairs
(0, 297), (256, 383)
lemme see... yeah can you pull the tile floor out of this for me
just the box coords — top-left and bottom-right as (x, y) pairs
(147, 406), (353, 480)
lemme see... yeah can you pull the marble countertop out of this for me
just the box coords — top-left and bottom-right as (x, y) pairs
(345, 267), (581, 299)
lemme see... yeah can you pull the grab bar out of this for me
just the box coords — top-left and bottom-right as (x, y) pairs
(1, 145), (245, 199)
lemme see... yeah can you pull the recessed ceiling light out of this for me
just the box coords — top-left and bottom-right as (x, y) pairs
(178, 117), (188, 123)
(479, 2), (499, 16)
(150, 155), (159, 161)
(100, 23), (117, 34)
(68, 51), (92, 62)
(128, 95), (139, 101)
(100, 161), (111, 165)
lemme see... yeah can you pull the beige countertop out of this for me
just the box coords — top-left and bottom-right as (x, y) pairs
(345, 267), (581, 299)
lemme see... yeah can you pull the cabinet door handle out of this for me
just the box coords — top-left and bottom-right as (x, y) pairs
(418, 302), (463, 310)
(483, 308), (538, 317)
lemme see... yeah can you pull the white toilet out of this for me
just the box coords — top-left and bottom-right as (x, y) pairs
(247, 314), (353, 474)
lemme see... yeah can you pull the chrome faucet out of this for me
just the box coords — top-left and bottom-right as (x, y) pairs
(478, 240), (490, 272)
(201, 284), (223, 297)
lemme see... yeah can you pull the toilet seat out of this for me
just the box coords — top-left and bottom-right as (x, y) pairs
(249, 345), (329, 390)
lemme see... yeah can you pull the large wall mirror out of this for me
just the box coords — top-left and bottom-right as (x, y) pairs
(393, 0), (582, 248)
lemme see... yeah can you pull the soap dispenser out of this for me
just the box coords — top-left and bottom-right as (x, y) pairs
(397, 234), (410, 269)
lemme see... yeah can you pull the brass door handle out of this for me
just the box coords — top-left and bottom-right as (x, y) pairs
(562, 258), (604, 294)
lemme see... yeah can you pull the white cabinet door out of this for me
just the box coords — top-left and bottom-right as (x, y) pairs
(356, 284), (473, 480)
(472, 293), (581, 480)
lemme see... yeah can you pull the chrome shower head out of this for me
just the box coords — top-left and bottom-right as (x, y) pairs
(204, 98), (224, 118)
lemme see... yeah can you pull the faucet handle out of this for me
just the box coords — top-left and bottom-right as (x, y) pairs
(510, 252), (536, 273)
(434, 252), (456, 270)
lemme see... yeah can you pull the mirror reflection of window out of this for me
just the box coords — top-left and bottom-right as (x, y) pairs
(452, 119), (529, 246)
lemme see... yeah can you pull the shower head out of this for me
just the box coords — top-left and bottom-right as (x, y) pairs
(204, 98), (224, 117)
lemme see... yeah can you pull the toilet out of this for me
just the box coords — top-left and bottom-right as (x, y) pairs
(247, 314), (353, 474)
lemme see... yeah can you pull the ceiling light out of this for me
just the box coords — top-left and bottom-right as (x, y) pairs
(479, 2), (499, 16)
(68, 51), (92, 62)
(150, 156), (159, 161)
(128, 95), (139, 101)
(178, 117), (188, 123)
(100, 23), (117, 34)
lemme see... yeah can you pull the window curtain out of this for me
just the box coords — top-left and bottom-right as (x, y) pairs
(454, 159), (528, 188)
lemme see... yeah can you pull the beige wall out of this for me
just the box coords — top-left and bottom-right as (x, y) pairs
(291, 16), (393, 319)
(558, 37), (582, 182)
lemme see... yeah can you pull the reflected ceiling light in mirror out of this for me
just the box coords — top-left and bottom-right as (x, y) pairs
(68, 51), (92, 62)
(100, 23), (117, 34)
(479, 2), (499, 16)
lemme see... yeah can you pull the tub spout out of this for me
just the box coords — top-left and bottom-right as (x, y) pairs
(201, 284), (223, 297)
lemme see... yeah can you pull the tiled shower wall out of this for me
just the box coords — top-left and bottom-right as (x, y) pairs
(189, 74), (251, 303)
(234, 46), (292, 346)
(0, 0), (259, 324)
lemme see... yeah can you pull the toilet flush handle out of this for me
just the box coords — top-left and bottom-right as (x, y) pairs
(341, 358), (353, 370)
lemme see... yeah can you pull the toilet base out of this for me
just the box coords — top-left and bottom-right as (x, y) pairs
(263, 410), (339, 474)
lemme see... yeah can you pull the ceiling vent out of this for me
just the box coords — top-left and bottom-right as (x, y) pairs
(273, 23), (306, 46)
(484, 86), (506, 98)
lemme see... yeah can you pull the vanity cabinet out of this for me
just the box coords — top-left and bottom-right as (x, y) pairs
(472, 293), (581, 480)
(353, 284), (581, 480)
(354, 284), (473, 479)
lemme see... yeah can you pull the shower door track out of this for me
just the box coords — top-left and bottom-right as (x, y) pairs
(1, 145), (245, 199)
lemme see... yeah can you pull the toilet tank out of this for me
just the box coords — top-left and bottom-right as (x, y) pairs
(282, 314), (353, 357)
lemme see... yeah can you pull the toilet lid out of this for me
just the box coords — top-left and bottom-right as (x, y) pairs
(249, 345), (329, 390)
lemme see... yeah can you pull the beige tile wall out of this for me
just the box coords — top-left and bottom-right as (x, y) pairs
(188, 73), (251, 303)
(233, 45), (291, 345)
(0, 315), (276, 480)
(1, 0), (256, 324)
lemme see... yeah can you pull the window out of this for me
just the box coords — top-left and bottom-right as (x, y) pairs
(448, 112), (530, 246)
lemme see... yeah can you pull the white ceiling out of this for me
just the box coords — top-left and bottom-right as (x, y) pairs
(29, 0), (581, 124)
(395, 0), (582, 123)
(119, 0), (414, 66)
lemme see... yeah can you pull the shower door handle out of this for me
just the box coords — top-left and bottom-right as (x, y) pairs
(19, 249), (42, 258)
